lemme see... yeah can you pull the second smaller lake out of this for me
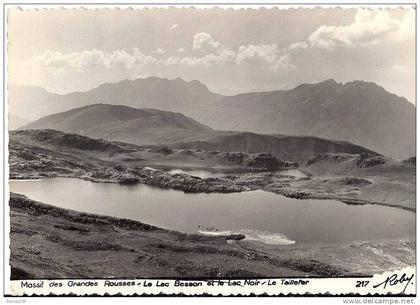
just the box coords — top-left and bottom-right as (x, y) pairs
(166, 168), (308, 179)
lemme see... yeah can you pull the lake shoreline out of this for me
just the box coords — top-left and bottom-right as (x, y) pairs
(9, 130), (416, 213)
(9, 192), (415, 279)
(9, 170), (415, 213)
(12, 177), (414, 245)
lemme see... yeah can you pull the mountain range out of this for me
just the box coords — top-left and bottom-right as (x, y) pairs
(8, 77), (221, 122)
(10, 77), (415, 158)
(197, 79), (415, 159)
(22, 103), (377, 164)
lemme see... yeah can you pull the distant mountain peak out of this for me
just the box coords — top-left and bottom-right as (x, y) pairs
(97, 76), (211, 93)
(344, 80), (380, 88)
(8, 84), (59, 96)
(320, 78), (339, 85)
(341, 80), (413, 104)
(291, 78), (341, 92)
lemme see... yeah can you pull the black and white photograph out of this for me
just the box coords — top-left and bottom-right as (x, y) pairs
(2, 3), (417, 299)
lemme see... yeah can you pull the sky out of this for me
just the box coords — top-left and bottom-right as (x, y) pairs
(7, 6), (416, 103)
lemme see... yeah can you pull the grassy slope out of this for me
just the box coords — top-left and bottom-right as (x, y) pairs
(23, 104), (215, 146)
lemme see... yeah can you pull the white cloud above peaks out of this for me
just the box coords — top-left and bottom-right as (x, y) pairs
(236, 44), (295, 72)
(36, 48), (157, 71)
(14, 8), (413, 102)
(308, 9), (401, 49)
(152, 48), (166, 55)
(193, 33), (221, 53)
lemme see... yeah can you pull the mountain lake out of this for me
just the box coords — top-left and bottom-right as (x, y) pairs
(9, 177), (415, 246)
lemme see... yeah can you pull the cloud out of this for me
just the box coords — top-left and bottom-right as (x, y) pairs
(152, 48), (166, 55)
(160, 32), (234, 67)
(269, 54), (295, 72)
(16, 8), (415, 104)
(236, 44), (278, 65)
(130, 72), (164, 80)
(158, 47), (235, 67)
(36, 38), (292, 74)
(307, 9), (401, 49)
(179, 48), (236, 67)
(394, 9), (415, 42)
(288, 42), (309, 51)
(193, 32), (221, 53)
(273, 9), (415, 77)
(35, 9), (413, 84)
(36, 48), (157, 71)
(160, 56), (180, 65)
(390, 64), (406, 74)
(236, 44), (294, 71)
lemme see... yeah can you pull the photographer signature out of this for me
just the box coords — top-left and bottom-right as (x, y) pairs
(373, 273), (414, 293)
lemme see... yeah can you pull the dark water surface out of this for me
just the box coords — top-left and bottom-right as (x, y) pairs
(10, 177), (415, 245)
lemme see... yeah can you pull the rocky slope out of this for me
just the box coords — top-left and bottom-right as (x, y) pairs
(173, 131), (378, 164)
(197, 79), (415, 159)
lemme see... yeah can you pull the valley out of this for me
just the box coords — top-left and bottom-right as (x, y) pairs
(10, 77), (415, 159)
(8, 128), (415, 279)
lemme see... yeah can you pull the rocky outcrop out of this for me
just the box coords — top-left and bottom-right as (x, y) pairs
(137, 168), (246, 193)
(216, 151), (297, 170)
(338, 177), (372, 186)
(305, 152), (387, 171)
(306, 153), (354, 167)
(403, 157), (416, 166)
(355, 153), (386, 168)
